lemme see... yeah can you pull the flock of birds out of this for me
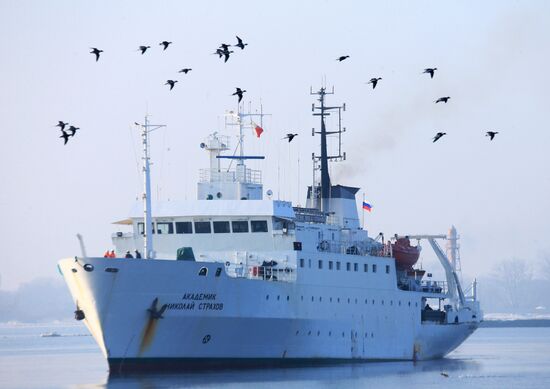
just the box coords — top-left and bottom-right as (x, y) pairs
(347, 57), (500, 144)
(57, 40), (500, 146)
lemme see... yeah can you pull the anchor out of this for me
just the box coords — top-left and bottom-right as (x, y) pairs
(147, 297), (168, 320)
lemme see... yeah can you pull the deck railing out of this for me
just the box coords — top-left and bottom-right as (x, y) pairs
(224, 263), (296, 283)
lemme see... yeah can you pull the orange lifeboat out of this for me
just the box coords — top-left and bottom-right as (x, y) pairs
(392, 237), (420, 270)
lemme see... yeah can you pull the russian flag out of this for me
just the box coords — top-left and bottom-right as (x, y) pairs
(362, 202), (372, 212)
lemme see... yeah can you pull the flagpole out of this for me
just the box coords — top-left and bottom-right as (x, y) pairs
(362, 192), (365, 229)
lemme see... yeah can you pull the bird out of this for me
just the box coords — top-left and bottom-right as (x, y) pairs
(440, 372), (449, 378)
(219, 43), (230, 51)
(423, 68), (438, 78)
(283, 133), (298, 142)
(222, 49), (233, 63)
(486, 131), (499, 140)
(232, 87), (246, 103)
(56, 121), (68, 131)
(235, 36), (248, 50)
(337, 55), (350, 62)
(67, 125), (79, 137)
(165, 80), (178, 90)
(89, 47), (103, 62)
(435, 96), (451, 103)
(60, 130), (70, 145)
(139, 45), (151, 54)
(433, 132), (447, 143)
(213, 48), (225, 58)
(159, 41), (172, 50)
(178, 68), (192, 74)
(367, 77), (382, 89)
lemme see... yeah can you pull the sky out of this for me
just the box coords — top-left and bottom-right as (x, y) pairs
(1, 0), (549, 290)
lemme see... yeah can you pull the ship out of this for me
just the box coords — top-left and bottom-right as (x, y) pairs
(58, 87), (482, 372)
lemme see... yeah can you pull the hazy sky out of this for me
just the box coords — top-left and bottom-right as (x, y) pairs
(1, 0), (549, 290)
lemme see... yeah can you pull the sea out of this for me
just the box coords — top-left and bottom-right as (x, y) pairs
(0, 323), (549, 388)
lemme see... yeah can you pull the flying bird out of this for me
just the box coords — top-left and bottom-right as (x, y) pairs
(337, 55), (350, 62)
(440, 372), (449, 378)
(165, 80), (178, 90)
(159, 41), (172, 50)
(219, 43), (230, 51)
(283, 133), (298, 142)
(486, 131), (499, 140)
(235, 36), (248, 50)
(60, 130), (70, 145)
(178, 68), (192, 74)
(67, 125), (80, 137)
(56, 121), (68, 131)
(423, 68), (438, 78)
(213, 48), (224, 58)
(139, 45), (151, 54)
(90, 47), (103, 62)
(222, 49), (233, 63)
(435, 96), (451, 103)
(367, 77), (382, 89)
(232, 87), (246, 103)
(433, 132), (447, 143)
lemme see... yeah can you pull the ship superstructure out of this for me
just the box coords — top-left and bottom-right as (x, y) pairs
(58, 88), (482, 372)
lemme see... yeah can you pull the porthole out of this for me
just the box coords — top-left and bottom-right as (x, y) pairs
(295, 330), (299, 335)
(83, 264), (94, 272)
(329, 331), (332, 336)
(287, 296), (290, 301)
(311, 296), (314, 302)
(216, 192), (222, 199)
(198, 267), (208, 276)
(355, 298), (357, 304)
(266, 295), (269, 300)
(277, 295), (280, 301)
(408, 301), (411, 306)
(330, 297), (333, 303)
(215, 267), (222, 277)
(372, 299), (375, 304)
(319, 296), (322, 302)
(347, 298), (350, 304)
(308, 331), (311, 336)
(317, 331), (320, 336)
(337, 298), (340, 303)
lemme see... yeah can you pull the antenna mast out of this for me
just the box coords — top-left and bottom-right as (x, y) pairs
(310, 86), (346, 212)
(136, 115), (166, 259)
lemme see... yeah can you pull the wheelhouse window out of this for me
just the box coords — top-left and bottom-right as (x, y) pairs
(213, 221), (230, 233)
(251, 220), (268, 232)
(386, 265), (390, 274)
(137, 222), (154, 235)
(373, 264), (377, 273)
(329, 261), (333, 270)
(318, 260), (323, 269)
(336, 261), (341, 270)
(232, 221), (249, 233)
(354, 263), (358, 272)
(194, 221), (211, 234)
(175, 221), (193, 234)
(156, 222), (174, 234)
(364, 263), (368, 272)
(346, 262), (351, 271)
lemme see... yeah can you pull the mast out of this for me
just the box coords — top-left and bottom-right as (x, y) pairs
(136, 116), (166, 259)
(311, 86), (346, 212)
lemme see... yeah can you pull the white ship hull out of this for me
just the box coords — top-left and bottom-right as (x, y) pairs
(59, 257), (478, 371)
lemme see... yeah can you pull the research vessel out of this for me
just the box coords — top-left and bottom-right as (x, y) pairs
(58, 87), (482, 372)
